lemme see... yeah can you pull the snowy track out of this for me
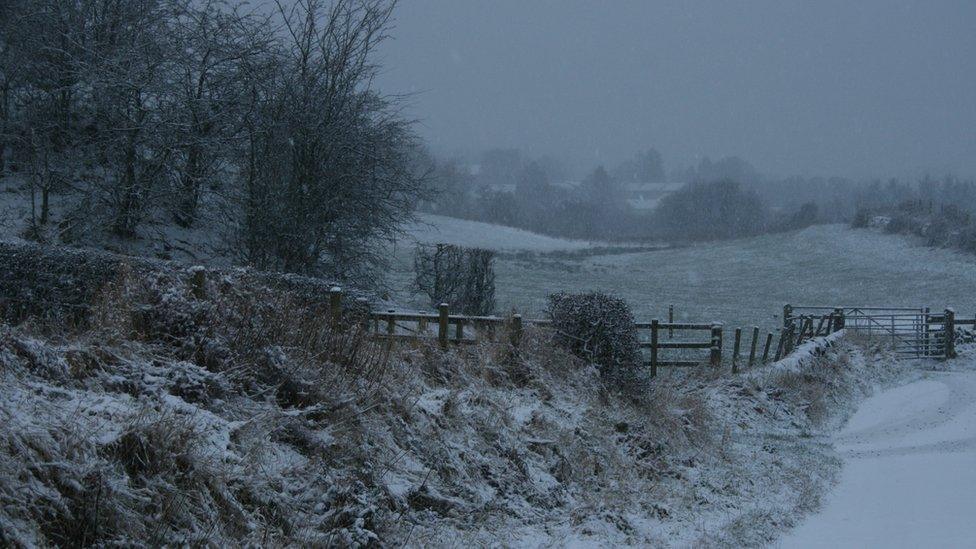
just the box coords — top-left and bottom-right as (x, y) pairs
(779, 367), (976, 548)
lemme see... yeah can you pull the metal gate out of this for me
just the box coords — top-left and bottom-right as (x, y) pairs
(786, 305), (960, 359)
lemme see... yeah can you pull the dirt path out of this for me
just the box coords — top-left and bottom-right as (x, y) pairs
(778, 367), (976, 547)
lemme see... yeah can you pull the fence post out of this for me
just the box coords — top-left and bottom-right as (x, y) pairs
(356, 298), (370, 330)
(710, 324), (723, 367)
(762, 332), (774, 362)
(511, 313), (523, 354)
(387, 309), (396, 338)
(833, 307), (845, 332)
(438, 303), (449, 350)
(732, 327), (742, 373)
(783, 304), (793, 329)
(944, 308), (956, 359)
(748, 326), (760, 367)
(774, 328), (787, 361)
(189, 266), (206, 300)
(650, 319), (659, 378)
(455, 318), (463, 342)
(668, 305), (674, 338)
(789, 323), (798, 353)
(329, 287), (342, 329)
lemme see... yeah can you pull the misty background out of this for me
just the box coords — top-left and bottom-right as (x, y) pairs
(378, 0), (976, 180)
(3, 0), (976, 282)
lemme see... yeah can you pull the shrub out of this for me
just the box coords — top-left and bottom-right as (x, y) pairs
(413, 244), (496, 315)
(546, 292), (641, 381)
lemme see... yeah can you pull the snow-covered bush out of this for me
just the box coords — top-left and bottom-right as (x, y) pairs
(546, 291), (642, 382)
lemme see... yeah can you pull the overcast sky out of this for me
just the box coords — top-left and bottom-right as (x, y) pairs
(375, 0), (976, 179)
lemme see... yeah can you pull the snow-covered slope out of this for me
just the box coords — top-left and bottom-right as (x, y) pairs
(400, 213), (607, 252)
(0, 244), (917, 546)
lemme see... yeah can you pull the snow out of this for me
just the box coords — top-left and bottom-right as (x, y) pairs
(400, 213), (607, 252)
(778, 356), (976, 548)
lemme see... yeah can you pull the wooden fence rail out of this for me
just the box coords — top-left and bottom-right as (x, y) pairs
(328, 288), (756, 373)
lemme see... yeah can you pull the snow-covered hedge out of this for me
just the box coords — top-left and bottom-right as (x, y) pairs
(546, 291), (642, 381)
(0, 241), (364, 327)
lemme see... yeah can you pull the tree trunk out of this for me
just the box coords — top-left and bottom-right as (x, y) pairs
(113, 140), (140, 237)
(0, 82), (8, 173)
(173, 145), (202, 227)
(40, 185), (49, 225)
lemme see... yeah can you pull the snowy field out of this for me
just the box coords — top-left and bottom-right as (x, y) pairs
(400, 213), (612, 252)
(393, 216), (976, 334)
(778, 350), (976, 547)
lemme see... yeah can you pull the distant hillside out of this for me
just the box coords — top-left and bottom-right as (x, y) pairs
(400, 213), (608, 253)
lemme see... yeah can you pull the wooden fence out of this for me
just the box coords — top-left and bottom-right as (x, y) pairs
(328, 288), (788, 376)
(327, 288), (971, 374)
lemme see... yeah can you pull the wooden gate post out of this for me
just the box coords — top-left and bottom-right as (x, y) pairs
(710, 324), (723, 367)
(329, 287), (342, 329)
(833, 307), (845, 331)
(732, 327), (742, 373)
(783, 304), (793, 329)
(650, 319), (659, 378)
(438, 303), (449, 350)
(944, 308), (956, 359)
(748, 326), (760, 367)
(786, 321), (799, 353)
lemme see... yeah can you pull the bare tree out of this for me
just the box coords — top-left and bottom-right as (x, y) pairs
(167, 0), (270, 228)
(413, 243), (495, 315)
(236, 0), (428, 279)
(2, 0), (95, 232)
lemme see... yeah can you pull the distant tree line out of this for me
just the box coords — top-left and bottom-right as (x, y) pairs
(422, 148), (828, 242)
(424, 145), (976, 245)
(849, 179), (976, 255)
(423, 149), (649, 241)
(0, 0), (428, 281)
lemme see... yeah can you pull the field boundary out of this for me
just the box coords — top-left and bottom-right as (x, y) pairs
(329, 288), (974, 375)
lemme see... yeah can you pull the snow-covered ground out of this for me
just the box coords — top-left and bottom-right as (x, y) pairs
(0, 243), (910, 547)
(400, 213), (610, 252)
(778, 350), (976, 547)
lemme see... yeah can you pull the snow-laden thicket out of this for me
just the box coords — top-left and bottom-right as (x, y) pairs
(0, 244), (918, 546)
(546, 292), (642, 382)
(0, 0), (426, 281)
